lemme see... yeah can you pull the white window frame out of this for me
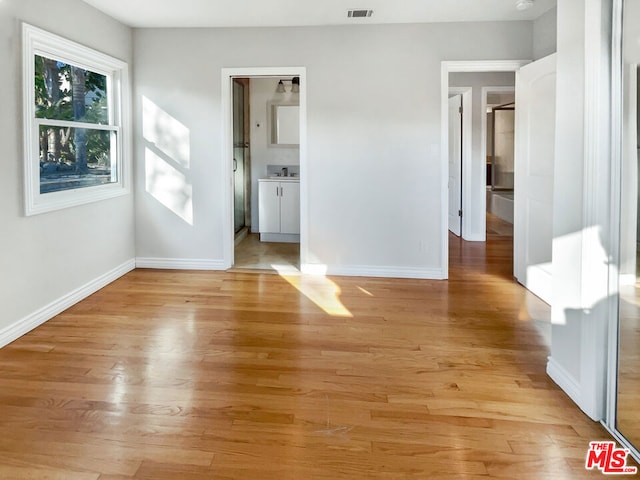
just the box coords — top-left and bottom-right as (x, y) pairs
(22, 23), (130, 216)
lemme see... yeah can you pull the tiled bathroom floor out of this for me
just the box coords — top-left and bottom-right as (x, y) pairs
(230, 233), (300, 273)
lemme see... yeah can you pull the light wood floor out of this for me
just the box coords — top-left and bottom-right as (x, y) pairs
(486, 212), (513, 237)
(0, 220), (628, 479)
(617, 282), (640, 449)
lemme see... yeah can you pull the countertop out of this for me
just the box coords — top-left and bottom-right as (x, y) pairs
(259, 177), (300, 182)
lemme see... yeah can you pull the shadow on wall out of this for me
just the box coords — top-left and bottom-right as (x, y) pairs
(142, 96), (194, 225)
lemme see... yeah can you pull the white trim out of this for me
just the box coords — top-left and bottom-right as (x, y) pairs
(234, 228), (249, 246)
(606, 0), (624, 432)
(603, 422), (640, 464)
(221, 67), (307, 271)
(481, 86), (517, 103)
(441, 60), (529, 279)
(34, 118), (119, 132)
(0, 259), (135, 349)
(259, 233), (300, 243)
(441, 65), (451, 278)
(547, 356), (582, 408)
(22, 23), (131, 216)
(464, 233), (486, 242)
(135, 257), (227, 270)
(301, 264), (445, 280)
(445, 60), (531, 73)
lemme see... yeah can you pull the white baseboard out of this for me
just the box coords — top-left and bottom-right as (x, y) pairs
(463, 234), (486, 242)
(301, 263), (445, 279)
(234, 227), (249, 246)
(547, 356), (582, 407)
(136, 257), (227, 270)
(259, 233), (300, 243)
(0, 259), (135, 349)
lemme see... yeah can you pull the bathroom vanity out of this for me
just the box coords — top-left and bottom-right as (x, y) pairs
(258, 177), (300, 242)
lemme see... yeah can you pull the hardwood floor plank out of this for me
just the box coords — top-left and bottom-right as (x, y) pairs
(0, 461), (100, 480)
(0, 221), (621, 478)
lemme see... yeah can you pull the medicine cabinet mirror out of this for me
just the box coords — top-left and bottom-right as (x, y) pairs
(268, 102), (299, 147)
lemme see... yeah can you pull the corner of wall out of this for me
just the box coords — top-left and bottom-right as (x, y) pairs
(547, 355), (583, 410)
(0, 259), (135, 349)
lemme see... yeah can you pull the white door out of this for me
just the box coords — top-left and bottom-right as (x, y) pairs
(514, 53), (557, 304)
(258, 181), (281, 234)
(280, 182), (300, 234)
(448, 95), (463, 236)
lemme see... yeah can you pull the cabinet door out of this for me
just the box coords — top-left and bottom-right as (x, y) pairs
(258, 182), (281, 233)
(280, 182), (300, 234)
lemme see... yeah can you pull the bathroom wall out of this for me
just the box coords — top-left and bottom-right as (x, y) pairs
(249, 78), (300, 232)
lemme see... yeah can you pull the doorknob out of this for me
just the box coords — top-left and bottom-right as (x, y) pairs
(233, 158), (237, 172)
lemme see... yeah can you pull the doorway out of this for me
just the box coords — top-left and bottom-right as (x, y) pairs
(221, 67), (307, 272)
(441, 58), (557, 304)
(440, 61), (527, 278)
(484, 87), (516, 240)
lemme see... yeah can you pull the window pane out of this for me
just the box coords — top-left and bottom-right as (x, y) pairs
(39, 125), (116, 194)
(34, 54), (109, 124)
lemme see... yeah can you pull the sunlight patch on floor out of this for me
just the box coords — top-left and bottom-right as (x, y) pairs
(517, 290), (551, 323)
(272, 265), (353, 317)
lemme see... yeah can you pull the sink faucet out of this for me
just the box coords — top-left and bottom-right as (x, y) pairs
(281, 167), (288, 177)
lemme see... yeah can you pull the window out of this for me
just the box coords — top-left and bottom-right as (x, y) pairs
(23, 23), (129, 215)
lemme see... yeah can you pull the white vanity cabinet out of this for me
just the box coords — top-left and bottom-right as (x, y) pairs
(258, 178), (300, 242)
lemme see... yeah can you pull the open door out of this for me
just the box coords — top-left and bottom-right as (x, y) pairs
(448, 94), (462, 236)
(514, 54), (557, 304)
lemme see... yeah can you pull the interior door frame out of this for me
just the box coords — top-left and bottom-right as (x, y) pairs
(440, 60), (529, 278)
(221, 67), (307, 269)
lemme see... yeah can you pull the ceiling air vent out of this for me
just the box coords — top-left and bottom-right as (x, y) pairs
(347, 9), (373, 18)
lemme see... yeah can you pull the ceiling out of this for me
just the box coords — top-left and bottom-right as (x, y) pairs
(81, 0), (556, 28)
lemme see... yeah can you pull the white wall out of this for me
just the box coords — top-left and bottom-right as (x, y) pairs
(533, 7), (557, 60)
(449, 72), (516, 240)
(133, 23), (532, 275)
(0, 0), (134, 344)
(549, 0), (612, 421)
(249, 78), (300, 232)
